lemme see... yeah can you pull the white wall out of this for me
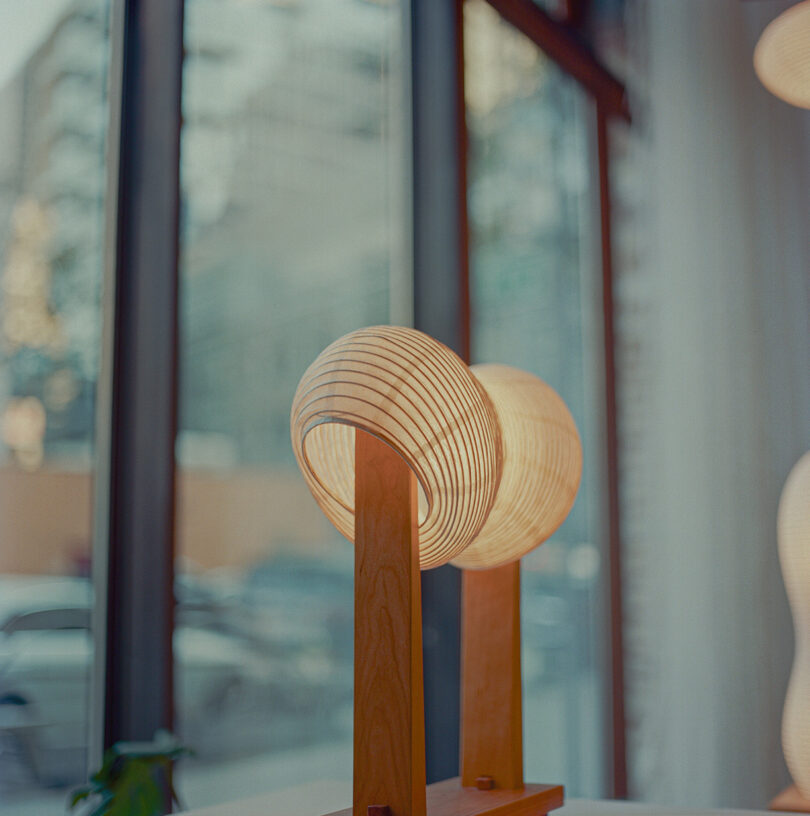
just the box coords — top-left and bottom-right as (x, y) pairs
(618, 0), (810, 807)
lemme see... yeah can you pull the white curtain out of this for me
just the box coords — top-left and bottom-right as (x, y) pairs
(618, 0), (810, 808)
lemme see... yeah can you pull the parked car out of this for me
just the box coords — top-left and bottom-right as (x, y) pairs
(0, 563), (355, 792)
(0, 575), (265, 789)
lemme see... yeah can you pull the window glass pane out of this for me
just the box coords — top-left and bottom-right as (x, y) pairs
(465, 0), (606, 797)
(530, 0), (565, 17)
(0, 0), (110, 811)
(175, 0), (407, 809)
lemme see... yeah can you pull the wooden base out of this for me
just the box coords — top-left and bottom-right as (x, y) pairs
(770, 785), (810, 812)
(325, 778), (564, 816)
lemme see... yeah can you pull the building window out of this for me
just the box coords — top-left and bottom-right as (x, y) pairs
(174, 0), (408, 807)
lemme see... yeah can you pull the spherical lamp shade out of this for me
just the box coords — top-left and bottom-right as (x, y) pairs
(754, 1), (810, 109)
(779, 451), (810, 797)
(451, 365), (582, 570)
(290, 326), (503, 569)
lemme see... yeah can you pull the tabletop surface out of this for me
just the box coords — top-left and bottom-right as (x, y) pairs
(177, 781), (785, 816)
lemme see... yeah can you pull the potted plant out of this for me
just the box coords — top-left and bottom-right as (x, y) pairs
(68, 730), (190, 816)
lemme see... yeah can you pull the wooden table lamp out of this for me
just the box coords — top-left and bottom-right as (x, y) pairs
(290, 327), (581, 816)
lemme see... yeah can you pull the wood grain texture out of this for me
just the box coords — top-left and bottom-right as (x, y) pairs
(354, 430), (426, 816)
(461, 562), (523, 790)
(329, 779), (562, 816)
(770, 785), (810, 813)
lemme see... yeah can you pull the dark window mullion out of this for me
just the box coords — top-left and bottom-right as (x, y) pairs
(90, 0), (184, 780)
(411, 0), (468, 785)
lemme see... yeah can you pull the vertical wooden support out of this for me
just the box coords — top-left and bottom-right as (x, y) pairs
(460, 562), (523, 790)
(354, 430), (427, 816)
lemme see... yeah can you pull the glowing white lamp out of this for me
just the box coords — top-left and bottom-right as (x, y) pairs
(754, 1), (810, 109)
(779, 451), (810, 798)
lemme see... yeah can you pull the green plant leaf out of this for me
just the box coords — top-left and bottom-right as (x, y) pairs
(87, 800), (113, 816)
(68, 786), (93, 808)
(77, 732), (191, 816)
(112, 760), (155, 816)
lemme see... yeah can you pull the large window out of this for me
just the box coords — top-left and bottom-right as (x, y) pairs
(174, 0), (408, 808)
(0, 1), (628, 810)
(0, 0), (110, 812)
(465, 0), (607, 797)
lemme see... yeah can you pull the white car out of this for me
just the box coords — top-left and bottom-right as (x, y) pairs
(0, 575), (266, 789)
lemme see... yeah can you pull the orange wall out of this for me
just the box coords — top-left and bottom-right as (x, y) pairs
(176, 467), (337, 570)
(0, 467), (93, 574)
(0, 465), (337, 575)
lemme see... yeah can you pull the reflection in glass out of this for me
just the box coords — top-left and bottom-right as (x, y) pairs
(465, 0), (606, 797)
(176, 0), (407, 808)
(0, 0), (109, 810)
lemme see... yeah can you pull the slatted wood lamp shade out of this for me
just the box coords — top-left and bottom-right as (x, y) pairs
(290, 326), (581, 816)
(754, 0), (810, 109)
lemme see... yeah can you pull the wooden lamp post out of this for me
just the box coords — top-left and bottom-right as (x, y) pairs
(290, 327), (581, 816)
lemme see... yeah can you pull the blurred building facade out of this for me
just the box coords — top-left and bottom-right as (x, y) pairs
(0, 0), (107, 473)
